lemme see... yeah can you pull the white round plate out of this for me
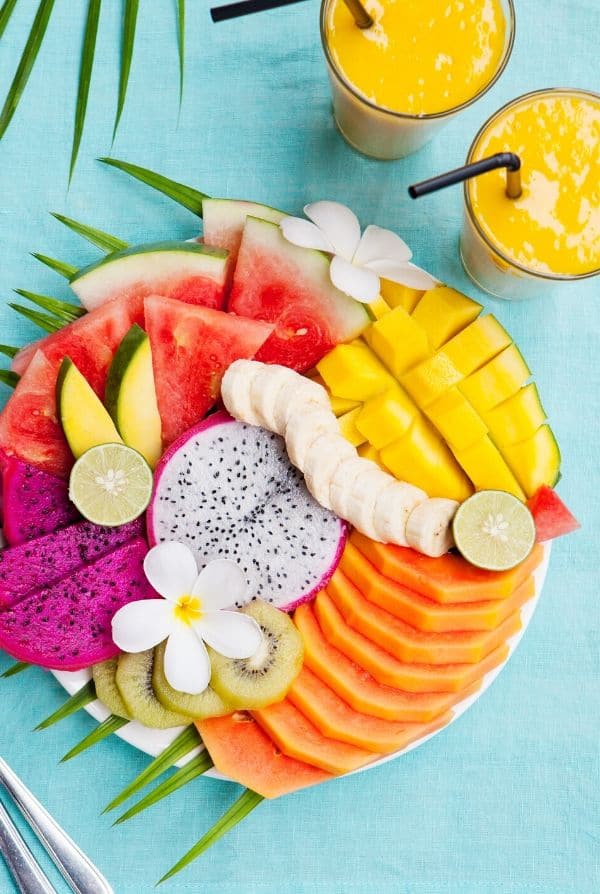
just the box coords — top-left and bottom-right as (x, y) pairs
(53, 544), (550, 783)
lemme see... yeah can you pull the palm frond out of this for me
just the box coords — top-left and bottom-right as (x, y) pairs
(0, 0), (18, 40)
(14, 288), (84, 323)
(176, 0), (185, 105)
(0, 370), (18, 388)
(51, 213), (127, 253)
(159, 789), (264, 883)
(1, 661), (30, 678)
(70, 0), (102, 181)
(9, 303), (63, 334)
(98, 157), (208, 216)
(114, 751), (213, 825)
(0, 344), (19, 359)
(113, 0), (139, 140)
(61, 714), (128, 762)
(32, 253), (78, 279)
(103, 724), (202, 813)
(0, 0), (57, 141)
(34, 680), (96, 730)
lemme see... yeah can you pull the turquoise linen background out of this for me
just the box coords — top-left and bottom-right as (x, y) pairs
(0, 1), (598, 892)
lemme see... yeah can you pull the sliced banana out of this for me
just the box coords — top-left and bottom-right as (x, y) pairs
(249, 364), (298, 433)
(303, 434), (356, 509)
(272, 378), (330, 435)
(342, 464), (392, 540)
(372, 480), (427, 546)
(285, 405), (339, 470)
(221, 359), (263, 426)
(405, 498), (459, 557)
(329, 456), (376, 521)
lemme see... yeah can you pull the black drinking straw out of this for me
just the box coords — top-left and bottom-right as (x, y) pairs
(210, 0), (309, 22)
(408, 152), (522, 200)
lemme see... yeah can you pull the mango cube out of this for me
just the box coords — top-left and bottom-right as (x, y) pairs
(308, 373), (360, 416)
(459, 344), (531, 412)
(401, 352), (463, 407)
(411, 285), (482, 350)
(380, 280), (424, 313)
(358, 442), (386, 469)
(356, 387), (418, 449)
(453, 436), (525, 500)
(426, 387), (488, 450)
(380, 417), (473, 502)
(338, 407), (366, 446)
(503, 425), (561, 498)
(367, 295), (391, 320)
(482, 383), (547, 447)
(317, 342), (394, 401)
(363, 306), (430, 378)
(442, 315), (512, 376)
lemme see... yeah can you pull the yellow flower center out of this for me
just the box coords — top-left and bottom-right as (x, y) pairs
(174, 594), (203, 625)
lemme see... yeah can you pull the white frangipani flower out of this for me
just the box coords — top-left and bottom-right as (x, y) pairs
(280, 200), (437, 303)
(111, 542), (262, 695)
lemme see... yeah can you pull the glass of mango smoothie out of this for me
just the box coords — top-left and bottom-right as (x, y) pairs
(320, 0), (515, 159)
(461, 88), (600, 300)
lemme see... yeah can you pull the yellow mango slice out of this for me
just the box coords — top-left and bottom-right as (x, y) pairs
(380, 417), (473, 502)
(401, 352), (463, 407)
(452, 436), (525, 500)
(310, 374), (360, 417)
(459, 344), (530, 412)
(338, 407), (366, 446)
(426, 387), (488, 450)
(363, 306), (430, 378)
(482, 383), (547, 447)
(317, 342), (395, 401)
(502, 425), (561, 498)
(356, 387), (417, 449)
(380, 280), (424, 313)
(443, 314), (512, 376)
(358, 442), (386, 469)
(367, 295), (391, 320)
(411, 286), (482, 350)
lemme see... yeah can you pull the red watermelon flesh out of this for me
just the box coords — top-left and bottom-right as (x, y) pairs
(144, 295), (275, 446)
(227, 217), (369, 371)
(527, 486), (580, 542)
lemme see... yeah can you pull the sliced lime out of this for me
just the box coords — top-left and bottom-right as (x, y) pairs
(69, 443), (153, 527)
(452, 490), (535, 571)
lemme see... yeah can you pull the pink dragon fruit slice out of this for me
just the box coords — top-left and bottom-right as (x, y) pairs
(147, 412), (346, 612)
(1, 455), (79, 545)
(0, 518), (144, 609)
(0, 538), (156, 670)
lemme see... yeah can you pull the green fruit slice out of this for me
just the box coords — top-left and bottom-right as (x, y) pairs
(57, 357), (123, 459)
(452, 489), (536, 571)
(69, 443), (153, 526)
(152, 641), (232, 720)
(116, 650), (190, 730)
(92, 658), (131, 719)
(209, 601), (304, 710)
(105, 324), (162, 469)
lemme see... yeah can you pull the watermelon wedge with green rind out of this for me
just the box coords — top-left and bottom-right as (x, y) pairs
(227, 217), (369, 371)
(202, 198), (285, 266)
(144, 294), (275, 446)
(70, 241), (229, 312)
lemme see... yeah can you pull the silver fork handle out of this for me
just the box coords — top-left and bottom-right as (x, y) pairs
(0, 758), (113, 894)
(0, 801), (56, 894)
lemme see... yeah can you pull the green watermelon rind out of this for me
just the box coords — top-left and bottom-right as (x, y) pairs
(70, 240), (228, 285)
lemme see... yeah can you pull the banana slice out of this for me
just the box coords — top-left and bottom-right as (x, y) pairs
(329, 456), (377, 522)
(285, 406), (339, 470)
(249, 364), (299, 433)
(342, 464), (392, 540)
(303, 434), (356, 509)
(272, 378), (330, 435)
(372, 480), (427, 546)
(405, 498), (459, 557)
(221, 359), (263, 426)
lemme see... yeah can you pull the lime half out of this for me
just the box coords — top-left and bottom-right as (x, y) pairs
(452, 490), (536, 571)
(69, 443), (153, 527)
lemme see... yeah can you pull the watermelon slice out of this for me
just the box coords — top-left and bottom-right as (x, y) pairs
(527, 486), (580, 542)
(202, 198), (285, 267)
(228, 217), (369, 371)
(70, 242), (229, 312)
(144, 295), (275, 445)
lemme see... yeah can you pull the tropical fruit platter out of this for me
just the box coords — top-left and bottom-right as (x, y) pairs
(0, 162), (579, 880)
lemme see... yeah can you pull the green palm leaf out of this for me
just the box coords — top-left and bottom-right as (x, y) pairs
(0, 370), (18, 388)
(1, 661), (30, 678)
(98, 157), (208, 216)
(9, 303), (63, 333)
(114, 751), (213, 825)
(61, 714), (128, 762)
(35, 680), (96, 731)
(0, 0), (18, 40)
(14, 288), (84, 323)
(0, 0), (57, 141)
(103, 724), (202, 813)
(176, 0), (185, 105)
(32, 253), (78, 279)
(51, 212), (127, 253)
(70, 0), (102, 181)
(113, 0), (139, 140)
(159, 789), (264, 883)
(0, 344), (19, 359)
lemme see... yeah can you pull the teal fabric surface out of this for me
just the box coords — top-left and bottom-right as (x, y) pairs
(0, 2), (598, 892)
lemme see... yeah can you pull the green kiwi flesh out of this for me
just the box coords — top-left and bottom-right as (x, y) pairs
(152, 641), (233, 720)
(115, 649), (190, 730)
(92, 657), (131, 719)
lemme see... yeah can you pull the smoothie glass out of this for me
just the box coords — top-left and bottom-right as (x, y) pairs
(460, 88), (600, 300)
(320, 0), (515, 160)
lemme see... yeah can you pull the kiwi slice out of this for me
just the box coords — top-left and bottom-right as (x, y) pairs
(152, 641), (233, 720)
(209, 601), (303, 710)
(115, 649), (190, 730)
(92, 658), (131, 719)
